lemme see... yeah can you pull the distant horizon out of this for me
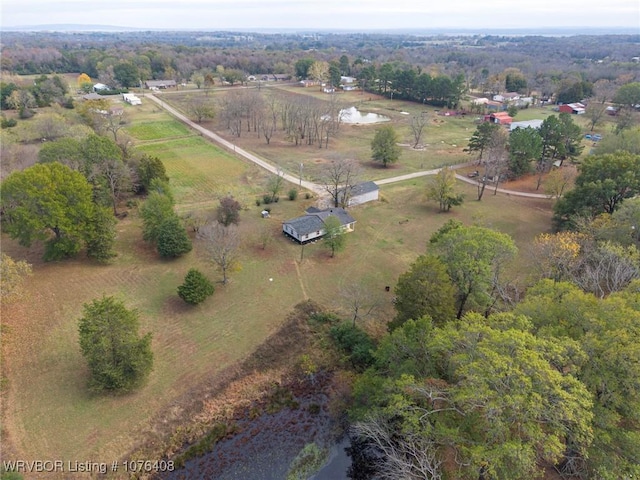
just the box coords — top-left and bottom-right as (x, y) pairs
(3, 0), (639, 32)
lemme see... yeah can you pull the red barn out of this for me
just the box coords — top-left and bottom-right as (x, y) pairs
(484, 112), (513, 125)
(559, 103), (586, 114)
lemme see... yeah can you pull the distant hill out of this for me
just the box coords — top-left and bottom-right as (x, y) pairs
(3, 24), (144, 32)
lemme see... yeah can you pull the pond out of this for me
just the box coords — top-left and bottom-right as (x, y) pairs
(339, 106), (390, 124)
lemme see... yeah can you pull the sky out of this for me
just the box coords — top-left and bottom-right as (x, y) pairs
(2, 0), (639, 31)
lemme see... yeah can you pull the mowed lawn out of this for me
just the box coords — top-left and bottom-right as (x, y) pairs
(1, 98), (555, 467)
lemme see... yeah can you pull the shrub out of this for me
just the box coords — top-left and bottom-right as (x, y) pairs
(255, 198), (262, 206)
(305, 192), (311, 199)
(178, 268), (215, 305)
(288, 189), (298, 201)
(263, 194), (273, 204)
(216, 195), (241, 226)
(1, 117), (17, 128)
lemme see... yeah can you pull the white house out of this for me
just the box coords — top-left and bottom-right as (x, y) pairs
(339, 181), (379, 207)
(282, 207), (356, 243)
(93, 83), (110, 92)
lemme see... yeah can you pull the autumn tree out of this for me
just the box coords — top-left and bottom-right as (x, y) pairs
(78, 296), (153, 392)
(528, 231), (583, 282)
(426, 166), (463, 212)
(77, 73), (93, 91)
(216, 195), (242, 226)
(309, 61), (329, 86)
(371, 125), (401, 168)
(0, 254), (32, 302)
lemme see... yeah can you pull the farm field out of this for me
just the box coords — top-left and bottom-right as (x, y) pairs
(2, 86), (557, 470)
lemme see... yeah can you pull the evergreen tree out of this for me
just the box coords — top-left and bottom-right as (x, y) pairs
(177, 268), (215, 305)
(156, 214), (192, 258)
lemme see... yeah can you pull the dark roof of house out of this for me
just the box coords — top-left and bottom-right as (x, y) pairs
(83, 93), (103, 100)
(351, 181), (379, 196)
(284, 207), (356, 236)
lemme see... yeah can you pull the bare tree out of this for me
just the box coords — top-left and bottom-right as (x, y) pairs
(543, 167), (575, 199)
(98, 157), (132, 216)
(256, 91), (279, 145)
(573, 242), (640, 298)
(410, 112), (428, 148)
(352, 411), (444, 480)
(198, 223), (240, 285)
(266, 167), (285, 203)
(478, 128), (508, 200)
(186, 95), (215, 123)
(320, 157), (361, 207)
(104, 110), (126, 142)
(339, 280), (380, 326)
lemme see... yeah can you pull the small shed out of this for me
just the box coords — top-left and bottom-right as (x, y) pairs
(282, 207), (356, 244)
(339, 181), (380, 207)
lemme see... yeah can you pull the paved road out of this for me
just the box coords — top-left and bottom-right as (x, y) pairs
(147, 93), (552, 200)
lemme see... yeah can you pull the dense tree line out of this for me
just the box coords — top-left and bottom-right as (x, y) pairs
(335, 217), (640, 479)
(1, 32), (637, 105)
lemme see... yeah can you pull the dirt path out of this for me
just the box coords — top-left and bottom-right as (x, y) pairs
(147, 94), (552, 200)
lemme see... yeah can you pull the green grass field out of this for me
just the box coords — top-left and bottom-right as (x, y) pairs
(1, 86), (556, 467)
